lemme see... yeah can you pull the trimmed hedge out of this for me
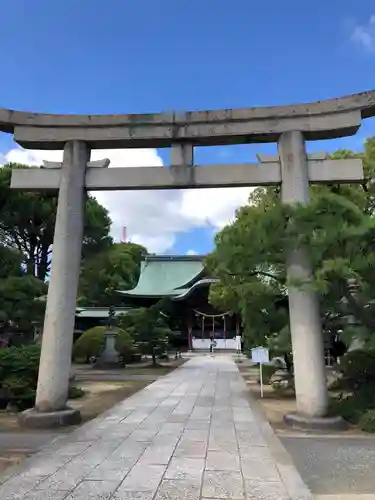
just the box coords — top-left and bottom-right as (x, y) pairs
(0, 344), (40, 409)
(359, 409), (375, 433)
(73, 326), (106, 361)
(116, 328), (138, 363)
(330, 350), (375, 426)
(72, 326), (138, 364)
(334, 349), (375, 391)
(255, 364), (278, 384)
(0, 344), (85, 410)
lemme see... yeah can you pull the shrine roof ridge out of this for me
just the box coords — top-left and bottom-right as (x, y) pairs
(2, 89), (375, 148)
(143, 255), (206, 262)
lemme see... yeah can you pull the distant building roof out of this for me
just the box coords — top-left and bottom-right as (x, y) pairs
(117, 254), (208, 299)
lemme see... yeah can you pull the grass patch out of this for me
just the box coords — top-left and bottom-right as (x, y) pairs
(69, 379), (152, 423)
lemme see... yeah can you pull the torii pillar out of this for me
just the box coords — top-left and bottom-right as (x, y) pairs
(278, 132), (333, 429)
(20, 141), (110, 428)
(257, 134), (352, 429)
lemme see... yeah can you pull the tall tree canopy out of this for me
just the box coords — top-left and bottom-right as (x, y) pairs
(208, 137), (375, 350)
(0, 241), (47, 336)
(77, 242), (147, 306)
(0, 163), (112, 281)
(0, 275), (47, 334)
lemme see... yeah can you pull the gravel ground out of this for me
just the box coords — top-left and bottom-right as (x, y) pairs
(281, 435), (375, 495)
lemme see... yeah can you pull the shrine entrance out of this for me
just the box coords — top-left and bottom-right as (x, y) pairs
(191, 310), (239, 350)
(4, 89), (373, 427)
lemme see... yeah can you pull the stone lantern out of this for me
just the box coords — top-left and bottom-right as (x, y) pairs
(96, 305), (120, 368)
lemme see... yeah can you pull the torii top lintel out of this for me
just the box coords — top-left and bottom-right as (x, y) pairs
(1, 89), (375, 150)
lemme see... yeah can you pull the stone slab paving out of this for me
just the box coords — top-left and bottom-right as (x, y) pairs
(0, 356), (313, 499)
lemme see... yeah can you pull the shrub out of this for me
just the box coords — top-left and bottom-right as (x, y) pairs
(335, 350), (375, 391)
(329, 383), (375, 424)
(256, 364), (277, 384)
(68, 386), (85, 399)
(329, 396), (363, 424)
(0, 344), (40, 389)
(0, 344), (85, 410)
(0, 344), (40, 409)
(271, 372), (295, 395)
(359, 409), (375, 433)
(115, 328), (137, 363)
(73, 326), (106, 361)
(73, 326), (138, 364)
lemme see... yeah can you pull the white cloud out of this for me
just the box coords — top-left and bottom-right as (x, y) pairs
(186, 249), (198, 256)
(1, 146), (253, 253)
(351, 15), (375, 52)
(179, 187), (250, 229)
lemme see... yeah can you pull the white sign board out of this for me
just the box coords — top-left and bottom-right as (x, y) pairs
(251, 346), (270, 399)
(251, 347), (269, 364)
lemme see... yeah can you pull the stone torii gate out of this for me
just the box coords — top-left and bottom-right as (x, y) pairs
(1, 90), (375, 429)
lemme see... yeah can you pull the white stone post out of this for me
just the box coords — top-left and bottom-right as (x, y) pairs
(278, 131), (328, 418)
(35, 141), (90, 414)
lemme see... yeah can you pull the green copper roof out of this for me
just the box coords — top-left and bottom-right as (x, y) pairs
(118, 255), (205, 298)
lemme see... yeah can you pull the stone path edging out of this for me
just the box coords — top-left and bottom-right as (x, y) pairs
(237, 368), (315, 500)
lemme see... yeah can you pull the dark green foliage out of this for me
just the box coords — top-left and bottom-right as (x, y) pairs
(72, 326), (138, 364)
(0, 164), (112, 281)
(359, 409), (375, 433)
(328, 351), (375, 428)
(256, 364), (277, 384)
(77, 242), (146, 306)
(0, 344), (85, 409)
(0, 163), (114, 337)
(68, 386), (85, 399)
(116, 328), (139, 363)
(0, 344), (40, 408)
(0, 246), (23, 278)
(329, 396), (363, 424)
(329, 350), (375, 424)
(208, 137), (375, 352)
(0, 275), (47, 332)
(72, 326), (106, 361)
(118, 303), (171, 366)
(330, 382), (375, 424)
(334, 350), (375, 391)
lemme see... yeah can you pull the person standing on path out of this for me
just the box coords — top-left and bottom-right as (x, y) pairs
(210, 336), (217, 355)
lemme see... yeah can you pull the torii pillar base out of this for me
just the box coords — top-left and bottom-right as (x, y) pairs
(284, 412), (347, 432)
(19, 407), (81, 429)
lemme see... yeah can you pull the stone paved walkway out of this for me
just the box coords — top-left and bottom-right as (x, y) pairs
(0, 356), (312, 499)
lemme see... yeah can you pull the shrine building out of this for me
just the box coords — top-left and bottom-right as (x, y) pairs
(75, 255), (241, 351)
(118, 255), (241, 351)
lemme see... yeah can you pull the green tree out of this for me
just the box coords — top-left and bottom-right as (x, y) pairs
(0, 245), (23, 278)
(0, 275), (47, 334)
(118, 303), (170, 366)
(208, 137), (375, 351)
(0, 163), (112, 281)
(77, 242), (147, 306)
(72, 326), (106, 362)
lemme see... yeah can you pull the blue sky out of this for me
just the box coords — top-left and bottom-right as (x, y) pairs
(1, 0), (375, 254)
